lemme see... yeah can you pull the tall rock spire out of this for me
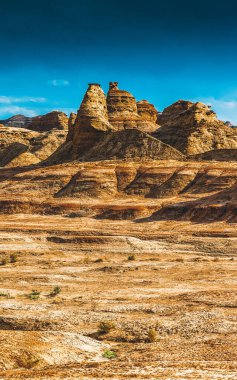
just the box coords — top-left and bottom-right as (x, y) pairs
(72, 83), (113, 158)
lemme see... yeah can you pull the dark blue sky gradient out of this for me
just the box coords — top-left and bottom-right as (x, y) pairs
(1, 0), (237, 121)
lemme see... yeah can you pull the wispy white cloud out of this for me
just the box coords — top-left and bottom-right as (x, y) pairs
(0, 106), (37, 117)
(198, 97), (237, 125)
(0, 96), (46, 104)
(48, 79), (70, 87)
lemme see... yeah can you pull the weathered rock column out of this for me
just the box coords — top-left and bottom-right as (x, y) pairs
(107, 82), (159, 132)
(72, 83), (113, 158)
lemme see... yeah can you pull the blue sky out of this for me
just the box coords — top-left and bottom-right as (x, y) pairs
(1, 0), (237, 123)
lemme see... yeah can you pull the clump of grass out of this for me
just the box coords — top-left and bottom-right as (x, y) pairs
(102, 350), (116, 359)
(128, 254), (135, 261)
(0, 292), (10, 298)
(0, 257), (8, 266)
(147, 328), (157, 343)
(98, 321), (115, 334)
(94, 258), (103, 263)
(49, 286), (61, 297)
(10, 254), (17, 263)
(28, 290), (40, 300)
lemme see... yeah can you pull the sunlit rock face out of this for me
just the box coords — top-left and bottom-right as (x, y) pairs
(28, 111), (69, 132)
(0, 125), (67, 167)
(155, 100), (237, 155)
(137, 99), (158, 124)
(107, 82), (159, 132)
(66, 112), (77, 142)
(72, 83), (113, 158)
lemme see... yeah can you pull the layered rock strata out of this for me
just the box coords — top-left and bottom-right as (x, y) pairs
(155, 100), (237, 155)
(72, 83), (113, 158)
(0, 125), (67, 167)
(107, 82), (158, 132)
(28, 111), (68, 132)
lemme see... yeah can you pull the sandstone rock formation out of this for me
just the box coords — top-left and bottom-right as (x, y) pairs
(72, 83), (113, 158)
(66, 112), (77, 142)
(137, 99), (158, 123)
(48, 82), (163, 163)
(155, 100), (237, 155)
(28, 111), (68, 132)
(82, 129), (184, 161)
(107, 82), (158, 132)
(1, 83), (237, 380)
(0, 125), (67, 167)
(190, 149), (237, 161)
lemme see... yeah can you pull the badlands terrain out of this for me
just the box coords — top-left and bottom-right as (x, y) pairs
(0, 82), (236, 379)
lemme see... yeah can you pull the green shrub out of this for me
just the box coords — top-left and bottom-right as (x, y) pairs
(128, 254), (135, 261)
(0, 292), (10, 298)
(102, 350), (116, 359)
(0, 258), (8, 266)
(28, 290), (40, 300)
(98, 321), (115, 334)
(10, 254), (17, 263)
(49, 286), (61, 297)
(147, 328), (157, 343)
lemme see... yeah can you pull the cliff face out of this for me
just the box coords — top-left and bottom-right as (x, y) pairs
(66, 112), (77, 142)
(72, 83), (114, 158)
(107, 82), (159, 132)
(65, 82), (161, 161)
(155, 100), (237, 155)
(28, 111), (69, 132)
(137, 100), (158, 123)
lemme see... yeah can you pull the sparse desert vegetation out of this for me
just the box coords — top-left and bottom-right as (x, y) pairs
(0, 82), (237, 379)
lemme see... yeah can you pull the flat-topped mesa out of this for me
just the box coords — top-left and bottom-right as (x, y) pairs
(107, 82), (159, 132)
(72, 83), (113, 158)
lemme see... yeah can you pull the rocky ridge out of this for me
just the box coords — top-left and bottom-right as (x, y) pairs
(28, 111), (68, 132)
(0, 111), (69, 132)
(0, 126), (67, 167)
(155, 100), (237, 155)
